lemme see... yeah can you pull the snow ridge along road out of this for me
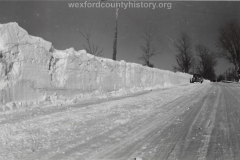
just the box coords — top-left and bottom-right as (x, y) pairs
(0, 83), (240, 160)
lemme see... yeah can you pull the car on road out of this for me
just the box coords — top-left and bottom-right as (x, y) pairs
(190, 74), (203, 83)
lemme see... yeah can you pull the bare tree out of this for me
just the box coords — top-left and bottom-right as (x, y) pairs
(80, 28), (103, 56)
(139, 30), (160, 67)
(217, 21), (240, 71)
(173, 32), (194, 73)
(195, 44), (217, 80)
(188, 57), (197, 74)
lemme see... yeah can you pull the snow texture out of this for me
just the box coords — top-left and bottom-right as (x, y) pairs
(0, 22), (192, 112)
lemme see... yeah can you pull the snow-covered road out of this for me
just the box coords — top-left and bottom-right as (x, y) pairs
(1, 83), (240, 160)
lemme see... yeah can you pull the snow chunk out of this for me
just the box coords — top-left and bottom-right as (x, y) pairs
(0, 22), (52, 51)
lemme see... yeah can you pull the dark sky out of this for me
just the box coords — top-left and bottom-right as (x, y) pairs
(0, 1), (240, 76)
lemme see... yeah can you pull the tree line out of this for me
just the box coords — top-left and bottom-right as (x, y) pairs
(138, 29), (218, 81)
(173, 20), (240, 81)
(139, 20), (240, 81)
(79, 20), (240, 81)
(172, 32), (217, 81)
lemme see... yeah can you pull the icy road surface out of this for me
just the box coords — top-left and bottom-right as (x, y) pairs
(1, 83), (240, 160)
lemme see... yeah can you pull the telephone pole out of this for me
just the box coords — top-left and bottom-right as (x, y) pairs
(101, 0), (119, 60)
(112, 7), (119, 60)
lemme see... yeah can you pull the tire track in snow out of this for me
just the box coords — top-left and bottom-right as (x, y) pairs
(85, 84), (211, 160)
(181, 93), (211, 154)
(197, 85), (221, 160)
(206, 87), (234, 160)
(44, 85), (206, 160)
(151, 86), (217, 160)
(220, 85), (240, 159)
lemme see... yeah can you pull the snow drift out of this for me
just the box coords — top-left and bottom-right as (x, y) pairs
(0, 22), (191, 111)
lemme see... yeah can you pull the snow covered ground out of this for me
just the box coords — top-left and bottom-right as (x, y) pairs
(1, 82), (239, 160)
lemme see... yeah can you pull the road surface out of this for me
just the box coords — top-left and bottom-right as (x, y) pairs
(1, 82), (240, 160)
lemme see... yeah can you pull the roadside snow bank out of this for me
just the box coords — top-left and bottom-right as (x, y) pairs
(0, 22), (191, 112)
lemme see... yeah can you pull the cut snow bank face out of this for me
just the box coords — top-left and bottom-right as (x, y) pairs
(0, 22), (192, 112)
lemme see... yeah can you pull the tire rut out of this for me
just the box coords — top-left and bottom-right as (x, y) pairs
(84, 85), (212, 160)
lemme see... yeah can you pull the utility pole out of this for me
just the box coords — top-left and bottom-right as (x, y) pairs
(101, 0), (119, 60)
(112, 7), (119, 60)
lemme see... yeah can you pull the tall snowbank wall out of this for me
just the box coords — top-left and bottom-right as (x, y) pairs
(0, 22), (191, 111)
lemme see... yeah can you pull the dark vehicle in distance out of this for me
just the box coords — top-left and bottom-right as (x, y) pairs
(190, 74), (203, 83)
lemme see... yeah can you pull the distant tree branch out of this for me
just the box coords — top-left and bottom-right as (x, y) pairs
(173, 32), (194, 73)
(80, 28), (104, 57)
(139, 29), (160, 67)
(217, 20), (240, 69)
(195, 44), (217, 80)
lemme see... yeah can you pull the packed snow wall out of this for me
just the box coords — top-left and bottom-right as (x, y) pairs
(0, 22), (191, 111)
